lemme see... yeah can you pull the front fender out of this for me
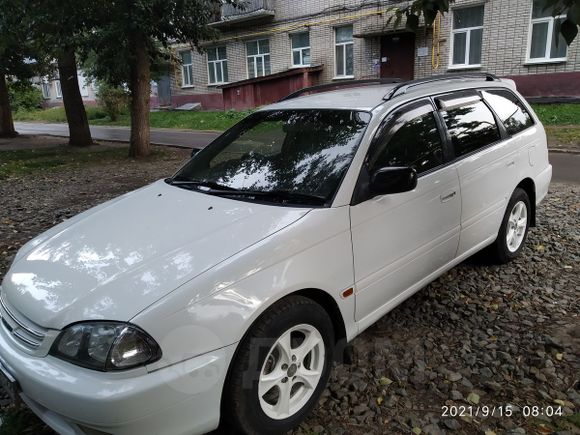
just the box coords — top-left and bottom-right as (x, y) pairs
(133, 206), (356, 372)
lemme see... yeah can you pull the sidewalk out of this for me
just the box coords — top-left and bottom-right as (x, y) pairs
(13, 122), (221, 149)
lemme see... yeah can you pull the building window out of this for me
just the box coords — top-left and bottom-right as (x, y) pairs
(41, 79), (51, 99)
(335, 26), (354, 78)
(528, 0), (567, 63)
(78, 73), (90, 97)
(180, 50), (193, 87)
(55, 80), (62, 98)
(207, 47), (228, 84)
(291, 32), (310, 67)
(450, 5), (484, 67)
(246, 39), (271, 79)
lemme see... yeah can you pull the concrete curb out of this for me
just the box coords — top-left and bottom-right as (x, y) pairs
(548, 148), (580, 155)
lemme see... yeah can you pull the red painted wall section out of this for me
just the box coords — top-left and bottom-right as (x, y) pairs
(507, 72), (580, 99)
(222, 67), (323, 110)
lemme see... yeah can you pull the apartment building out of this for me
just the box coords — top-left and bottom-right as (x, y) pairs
(162, 0), (580, 110)
(37, 70), (97, 107)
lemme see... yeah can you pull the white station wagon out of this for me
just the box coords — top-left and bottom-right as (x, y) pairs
(0, 74), (551, 435)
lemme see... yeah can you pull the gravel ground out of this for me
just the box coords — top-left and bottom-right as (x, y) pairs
(0, 149), (578, 435)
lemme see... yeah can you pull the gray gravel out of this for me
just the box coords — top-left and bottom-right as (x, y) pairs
(0, 152), (578, 434)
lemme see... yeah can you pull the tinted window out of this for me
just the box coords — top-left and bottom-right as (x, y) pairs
(442, 101), (501, 157)
(370, 103), (444, 175)
(172, 110), (371, 205)
(482, 90), (534, 136)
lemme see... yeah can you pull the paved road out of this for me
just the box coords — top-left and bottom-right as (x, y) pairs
(13, 122), (580, 184)
(14, 122), (221, 149)
(550, 152), (580, 184)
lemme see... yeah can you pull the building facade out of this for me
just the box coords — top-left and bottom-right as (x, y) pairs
(37, 70), (98, 107)
(164, 0), (580, 110)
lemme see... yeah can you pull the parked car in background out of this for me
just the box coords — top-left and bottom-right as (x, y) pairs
(0, 74), (551, 435)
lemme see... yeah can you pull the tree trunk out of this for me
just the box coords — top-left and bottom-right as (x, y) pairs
(0, 74), (17, 138)
(57, 49), (92, 147)
(128, 33), (151, 158)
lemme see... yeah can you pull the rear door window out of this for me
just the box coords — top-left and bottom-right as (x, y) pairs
(439, 95), (501, 158)
(482, 89), (534, 136)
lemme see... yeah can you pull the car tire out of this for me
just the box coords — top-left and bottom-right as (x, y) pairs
(222, 295), (334, 435)
(487, 187), (531, 264)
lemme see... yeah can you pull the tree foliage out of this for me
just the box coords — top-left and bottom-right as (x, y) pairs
(7, 80), (43, 111)
(83, 0), (225, 157)
(96, 83), (129, 122)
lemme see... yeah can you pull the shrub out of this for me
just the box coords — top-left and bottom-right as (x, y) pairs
(8, 81), (43, 111)
(96, 83), (129, 121)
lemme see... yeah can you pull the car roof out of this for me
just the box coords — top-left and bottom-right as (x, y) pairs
(263, 77), (518, 113)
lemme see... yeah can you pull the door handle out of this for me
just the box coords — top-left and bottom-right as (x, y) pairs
(506, 160), (515, 167)
(440, 191), (457, 202)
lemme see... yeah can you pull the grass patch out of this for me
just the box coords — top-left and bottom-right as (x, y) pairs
(545, 125), (580, 146)
(14, 104), (579, 132)
(14, 107), (251, 131)
(531, 103), (580, 125)
(13, 106), (110, 123)
(0, 145), (137, 179)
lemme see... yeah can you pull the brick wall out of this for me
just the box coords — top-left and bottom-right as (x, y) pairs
(169, 0), (580, 108)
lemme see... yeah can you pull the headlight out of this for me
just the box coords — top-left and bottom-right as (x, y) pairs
(50, 322), (162, 371)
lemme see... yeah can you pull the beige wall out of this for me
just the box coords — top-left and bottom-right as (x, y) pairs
(170, 0), (580, 104)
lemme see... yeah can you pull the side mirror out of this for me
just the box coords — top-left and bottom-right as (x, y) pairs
(191, 148), (201, 157)
(370, 166), (417, 197)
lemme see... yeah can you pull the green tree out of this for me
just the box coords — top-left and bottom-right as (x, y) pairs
(28, 0), (96, 147)
(86, 0), (223, 157)
(0, 0), (46, 137)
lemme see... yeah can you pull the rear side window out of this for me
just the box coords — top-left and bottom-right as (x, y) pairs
(370, 101), (444, 175)
(482, 90), (534, 136)
(441, 100), (501, 157)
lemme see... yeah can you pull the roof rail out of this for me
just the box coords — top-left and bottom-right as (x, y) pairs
(279, 78), (403, 102)
(383, 73), (500, 101)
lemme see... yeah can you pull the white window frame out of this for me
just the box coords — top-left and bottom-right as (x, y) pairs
(41, 78), (51, 99)
(78, 73), (90, 97)
(180, 50), (194, 88)
(525, 4), (567, 64)
(449, 6), (484, 70)
(334, 26), (354, 79)
(55, 80), (62, 99)
(290, 32), (311, 68)
(207, 46), (228, 85)
(246, 39), (271, 79)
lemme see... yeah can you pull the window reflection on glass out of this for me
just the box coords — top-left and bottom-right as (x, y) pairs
(442, 101), (501, 157)
(370, 103), (444, 175)
(482, 90), (534, 136)
(173, 110), (371, 204)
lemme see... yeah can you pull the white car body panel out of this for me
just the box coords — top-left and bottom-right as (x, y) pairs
(3, 180), (309, 330)
(0, 78), (552, 435)
(351, 165), (461, 321)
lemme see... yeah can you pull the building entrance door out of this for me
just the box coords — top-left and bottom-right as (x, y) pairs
(380, 33), (416, 80)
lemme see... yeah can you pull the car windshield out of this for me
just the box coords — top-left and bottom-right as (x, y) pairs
(170, 109), (371, 206)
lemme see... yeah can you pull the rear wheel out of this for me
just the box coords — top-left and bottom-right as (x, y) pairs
(487, 188), (531, 263)
(222, 296), (334, 435)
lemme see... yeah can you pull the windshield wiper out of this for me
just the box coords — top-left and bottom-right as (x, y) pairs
(167, 178), (326, 206)
(216, 189), (327, 206)
(167, 178), (238, 191)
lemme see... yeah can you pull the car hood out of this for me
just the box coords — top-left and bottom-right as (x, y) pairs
(1, 180), (310, 329)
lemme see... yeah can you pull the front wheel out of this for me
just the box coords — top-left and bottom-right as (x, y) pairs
(222, 296), (334, 434)
(487, 187), (531, 263)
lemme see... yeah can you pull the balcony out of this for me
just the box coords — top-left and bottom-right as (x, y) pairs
(211, 0), (275, 27)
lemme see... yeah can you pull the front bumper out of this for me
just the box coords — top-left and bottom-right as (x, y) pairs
(0, 323), (236, 435)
